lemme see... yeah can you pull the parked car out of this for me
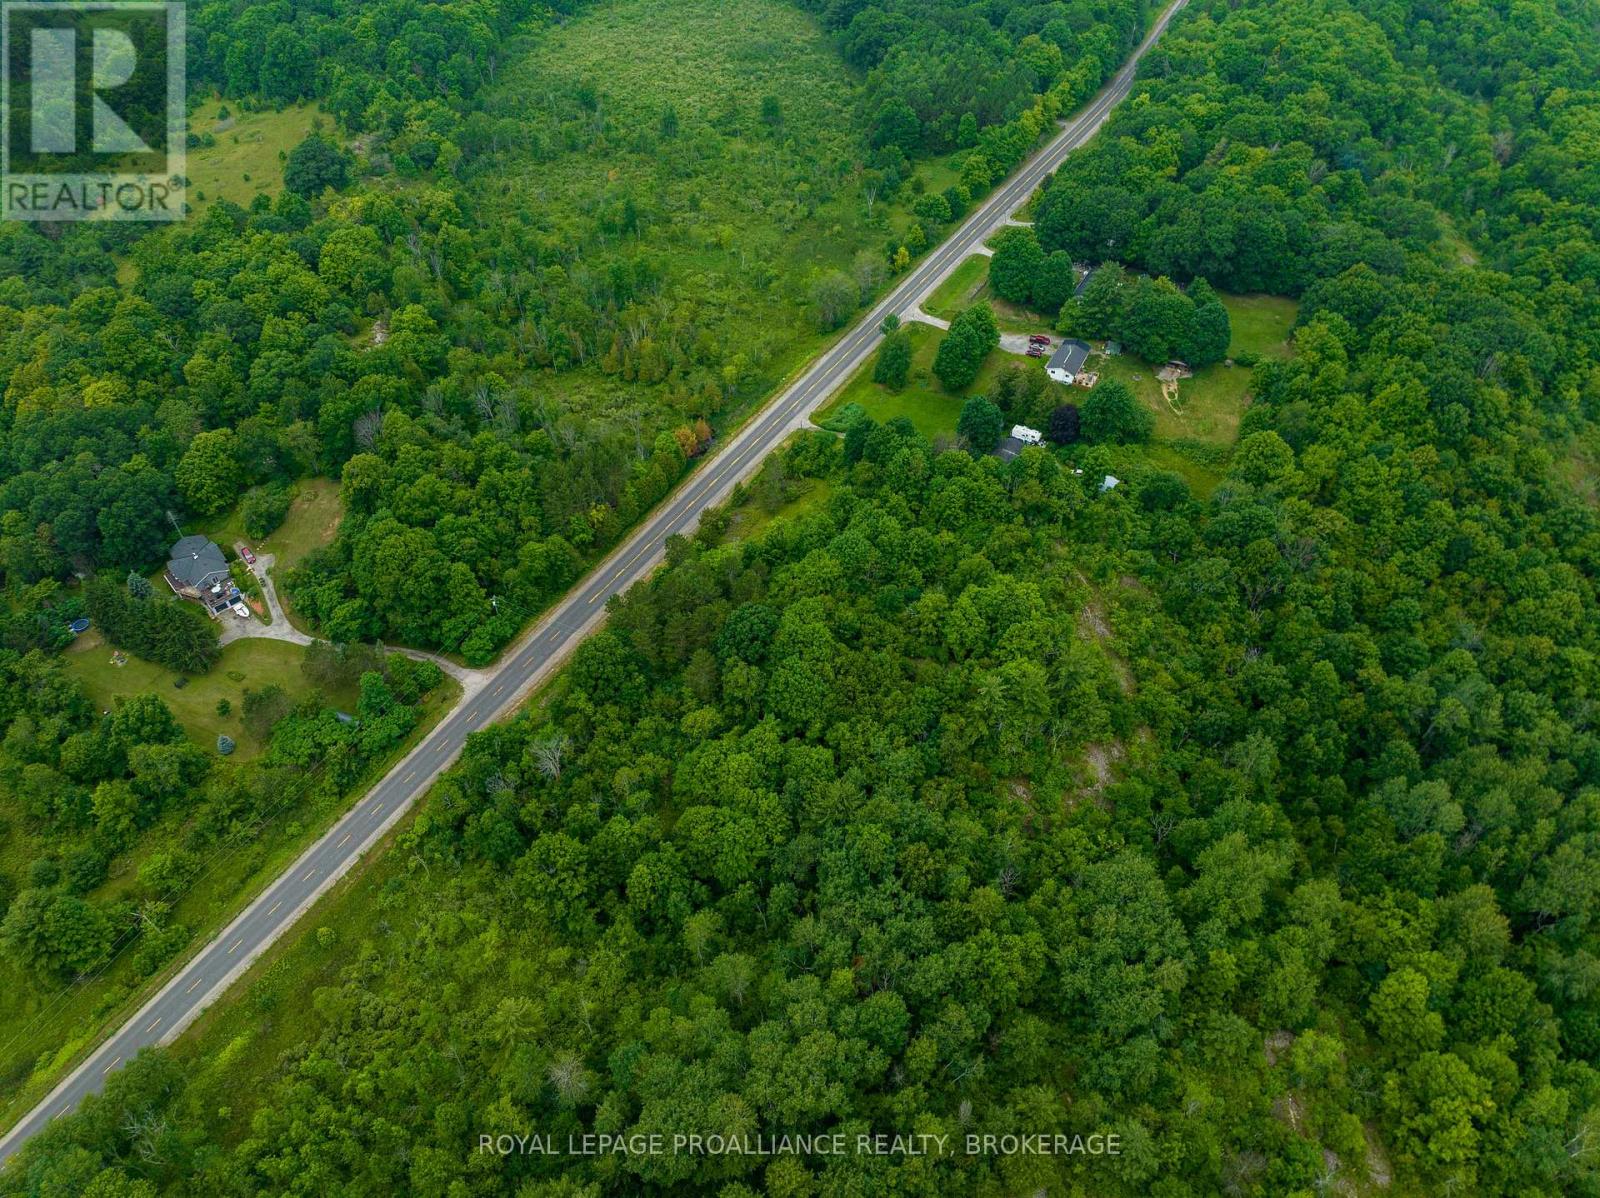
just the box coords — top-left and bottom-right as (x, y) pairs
(239, 545), (256, 565)
(1026, 346), (1044, 358)
(1029, 334), (1050, 345)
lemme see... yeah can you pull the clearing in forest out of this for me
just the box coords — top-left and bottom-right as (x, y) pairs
(186, 100), (325, 209)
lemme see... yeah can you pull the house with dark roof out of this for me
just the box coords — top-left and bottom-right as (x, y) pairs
(1046, 338), (1091, 385)
(164, 535), (236, 616)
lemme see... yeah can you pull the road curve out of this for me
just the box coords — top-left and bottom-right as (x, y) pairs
(0, 0), (1186, 1166)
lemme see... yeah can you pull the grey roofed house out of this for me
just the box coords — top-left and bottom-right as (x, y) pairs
(1046, 338), (1090, 384)
(166, 535), (230, 596)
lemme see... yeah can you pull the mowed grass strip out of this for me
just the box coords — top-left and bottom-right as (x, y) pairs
(922, 255), (990, 321)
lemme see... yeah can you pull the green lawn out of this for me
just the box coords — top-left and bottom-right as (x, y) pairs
(922, 255), (990, 321)
(1117, 441), (1228, 499)
(1080, 293), (1300, 449)
(813, 322), (970, 441)
(62, 634), (356, 762)
(986, 291), (1056, 333)
(1223, 293), (1298, 360)
(1095, 352), (1170, 424)
(924, 254), (1056, 332)
(201, 478), (341, 572)
(186, 99), (325, 210)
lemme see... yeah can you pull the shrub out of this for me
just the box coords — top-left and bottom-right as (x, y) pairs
(1081, 380), (1154, 444)
(873, 330), (912, 389)
(240, 484), (293, 540)
(957, 396), (1004, 452)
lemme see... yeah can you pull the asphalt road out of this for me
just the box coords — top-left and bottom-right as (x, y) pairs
(0, 0), (1186, 1166)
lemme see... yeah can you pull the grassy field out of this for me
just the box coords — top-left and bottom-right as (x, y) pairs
(200, 478), (341, 573)
(1138, 293), (1298, 445)
(62, 634), (357, 763)
(926, 253), (1062, 331)
(813, 321), (991, 441)
(186, 99), (325, 210)
(257, 479), (343, 573)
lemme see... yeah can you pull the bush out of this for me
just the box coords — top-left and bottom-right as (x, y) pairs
(811, 270), (859, 331)
(28, 858), (60, 888)
(957, 396), (1004, 452)
(283, 133), (349, 198)
(217, 734), (236, 756)
(1081, 380), (1154, 444)
(240, 484), (293, 540)
(873, 330), (912, 389)
(1047, 403), (1081, 444)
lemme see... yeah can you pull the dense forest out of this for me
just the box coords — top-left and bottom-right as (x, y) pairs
(7, 0), (1600, 1194)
